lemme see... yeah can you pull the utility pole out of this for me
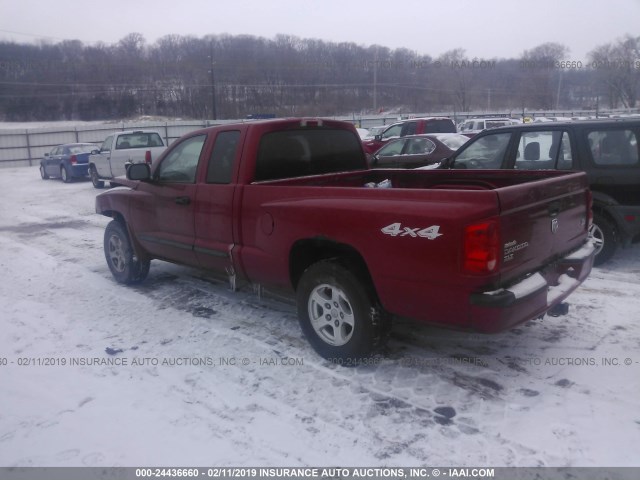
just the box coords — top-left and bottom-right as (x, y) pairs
(373, 47), (378, 112)
(555, 70), (563, 109)
(209, 42), (217, 120)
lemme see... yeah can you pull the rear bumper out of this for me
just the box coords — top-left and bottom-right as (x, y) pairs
(468, 240), (596, 332)
(71, 164), (89, 177)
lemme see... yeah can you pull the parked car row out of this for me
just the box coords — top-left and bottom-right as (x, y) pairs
(361, 116), (521, 167)
(39, 130), (167, 187)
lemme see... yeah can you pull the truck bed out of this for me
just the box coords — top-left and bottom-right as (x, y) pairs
(244, 167), (592, 331)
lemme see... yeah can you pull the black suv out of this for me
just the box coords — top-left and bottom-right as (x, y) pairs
(441, 119), (640, 265)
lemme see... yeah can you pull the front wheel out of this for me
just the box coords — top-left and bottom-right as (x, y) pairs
(296, 260), (390, 362)
(39, 165), (49, 180)
(590, 213), (618, 266)
(104, 220), (150, 284)
(90, 166), (105, 189)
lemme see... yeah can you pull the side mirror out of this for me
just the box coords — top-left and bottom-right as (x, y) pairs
(127, 162), (151, 181)
(374, 134), (382, 141)
(91, 149), (100, 155)
(44, 153), (50, 158)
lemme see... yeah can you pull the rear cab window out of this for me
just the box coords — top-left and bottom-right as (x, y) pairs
(255, 128), (364, 181)
(115, 132), (164, 150)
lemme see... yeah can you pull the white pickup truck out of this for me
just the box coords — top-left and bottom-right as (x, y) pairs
(89, 130), (166, 188)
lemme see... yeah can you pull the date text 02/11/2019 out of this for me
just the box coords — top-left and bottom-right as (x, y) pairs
(7, 356), (305, 367)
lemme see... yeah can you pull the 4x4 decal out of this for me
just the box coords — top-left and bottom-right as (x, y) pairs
(381, 222), (443, 240)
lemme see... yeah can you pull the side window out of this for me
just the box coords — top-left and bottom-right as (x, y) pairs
(406, 138), (436, 155)
(587, 129), (639, 166)
(378, 139), (407, 156)
(206, 130), (240, 184)
(425, 119), (456, 133)
(101, 136), (113, 152)
(401, 122), (417, 136)
(515, 131), (569, 169)
(155, 134), (206, 183)
(381, 124), (402, 140)
(454, 132), (511, 169)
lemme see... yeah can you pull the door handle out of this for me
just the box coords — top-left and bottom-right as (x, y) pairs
(175, 196), (191, 205)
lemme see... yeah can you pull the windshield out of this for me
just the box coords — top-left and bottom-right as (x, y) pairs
(453, 132), (511, 169)
(364, 126), (386, 139)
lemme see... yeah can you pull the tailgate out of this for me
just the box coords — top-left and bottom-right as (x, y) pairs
(497, 171), (590, 283)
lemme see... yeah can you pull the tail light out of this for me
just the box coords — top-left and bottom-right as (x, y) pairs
(463, 220), (500, 274)
(145, 150), (152, 164)
(70, 155), (77, 165)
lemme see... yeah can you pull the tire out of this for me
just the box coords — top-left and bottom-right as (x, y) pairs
(296, 260), (391, 363)
(39, 165), (49, 180)
(60, 165), (72, 183)
(104, 220), (150, 284)
(589, 213), (618, 266)
(90, 165), (105, 189)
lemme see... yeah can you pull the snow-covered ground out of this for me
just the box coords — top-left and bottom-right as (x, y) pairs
(0, 167), (639, 467)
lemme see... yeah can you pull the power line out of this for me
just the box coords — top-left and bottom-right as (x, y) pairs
(0, 28), (78, 43)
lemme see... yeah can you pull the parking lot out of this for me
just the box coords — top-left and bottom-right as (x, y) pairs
(0, 166), (639, 467)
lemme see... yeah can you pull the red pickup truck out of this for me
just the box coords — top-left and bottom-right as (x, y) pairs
(96, 118), (595, 362)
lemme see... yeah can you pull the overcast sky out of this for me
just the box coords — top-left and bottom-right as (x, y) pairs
(1, 0), (639, 61)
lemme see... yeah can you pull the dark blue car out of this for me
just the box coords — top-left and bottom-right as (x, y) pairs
(39, 143), (97, 182)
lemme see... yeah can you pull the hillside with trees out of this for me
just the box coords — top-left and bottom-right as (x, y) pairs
(0, 32), (638, 121)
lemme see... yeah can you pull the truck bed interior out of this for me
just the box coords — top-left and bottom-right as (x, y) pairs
(258, 168), (577, 191)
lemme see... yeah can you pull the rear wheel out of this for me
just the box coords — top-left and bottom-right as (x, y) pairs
(60, 165), (72, 183)
(39, 165), (49, 180)
(104, 220), (150, 284)
(590, 213), (618, 266)
(90, 165), (105, 189)
(296, 260), (390, 363)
